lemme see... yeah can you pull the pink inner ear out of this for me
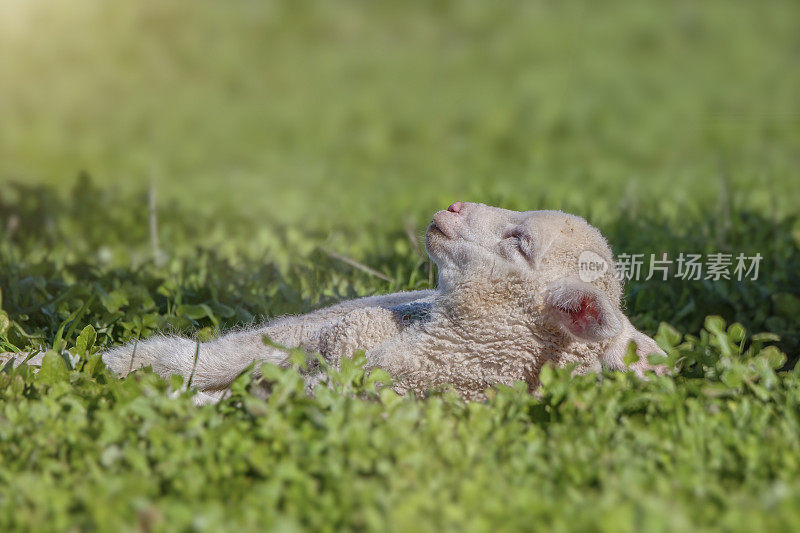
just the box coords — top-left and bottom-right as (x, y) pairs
(568, 296), (602, 333)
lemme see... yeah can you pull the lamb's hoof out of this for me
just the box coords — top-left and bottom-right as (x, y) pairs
(630, 359), (671, 378)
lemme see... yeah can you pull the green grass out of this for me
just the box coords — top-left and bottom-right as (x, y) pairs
(1, 1), (800, 531)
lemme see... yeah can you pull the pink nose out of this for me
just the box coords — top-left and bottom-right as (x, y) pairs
(447, 202), (464, 213)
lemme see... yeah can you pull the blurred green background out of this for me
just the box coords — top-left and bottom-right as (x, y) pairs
(2, 0), (799, 229)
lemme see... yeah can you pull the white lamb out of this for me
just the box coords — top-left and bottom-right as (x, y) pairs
(99, 202), (667, 403)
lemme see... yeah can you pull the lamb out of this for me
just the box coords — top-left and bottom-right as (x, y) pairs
(104, 201), (668, 402)
(8, 202), (668, 403)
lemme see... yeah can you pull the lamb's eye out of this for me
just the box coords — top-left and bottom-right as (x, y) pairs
(503, 230), (530, 256)
(503, 229), (524, 241)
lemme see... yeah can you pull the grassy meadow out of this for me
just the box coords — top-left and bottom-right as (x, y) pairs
(1, 1), (800, 531)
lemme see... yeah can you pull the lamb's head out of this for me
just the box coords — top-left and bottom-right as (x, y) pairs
(425, 202), (624, 342)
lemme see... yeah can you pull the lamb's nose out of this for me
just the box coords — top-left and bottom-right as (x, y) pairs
(447, 202), (464, 213)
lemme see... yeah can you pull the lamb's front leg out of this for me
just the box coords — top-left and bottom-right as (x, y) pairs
(601, 317), (670, 377)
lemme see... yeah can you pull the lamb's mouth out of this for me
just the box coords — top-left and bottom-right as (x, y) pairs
(428, 221), (451, 239)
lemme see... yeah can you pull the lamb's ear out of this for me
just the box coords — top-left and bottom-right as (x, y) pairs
(545, 280), (623, 341)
